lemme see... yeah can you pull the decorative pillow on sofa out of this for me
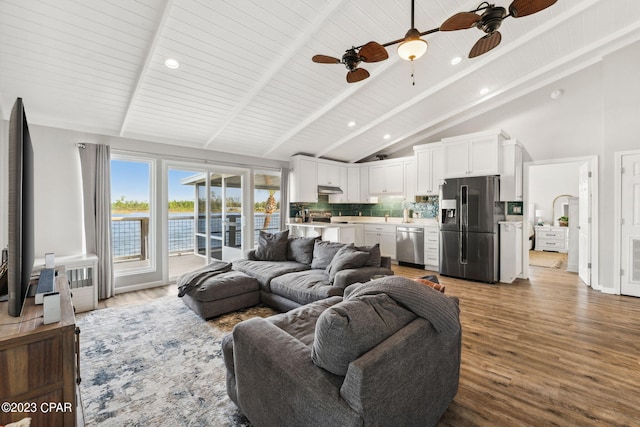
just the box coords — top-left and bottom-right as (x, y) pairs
(355, 243), (381, 267)
(325, 245), (370, 281)
(254, 230), (289, 261)
(311, 294), (417, 376)
(415, 278), (445, 293)
(310, 241), (348, 270)
(287, 236), (319, 265)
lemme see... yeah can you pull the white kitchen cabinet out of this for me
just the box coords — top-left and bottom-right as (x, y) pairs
(345, 166), (361, 203)
(317, 161), (341, 187)
(369, 161), (404, 195)
(500, 140), (523, 201)
(423, 224), (440, 270)
(534, 226), (569, 253)
(364, 224), (396, 260)
(328, 166), (348, 203)
(414, 143), (443, 196)
(359, 166), (370, 202)
(404, 159), (416, 201)
(442, 130), (507, 178)
(500, 222), (523, 283)
(289, 155), (318, 203)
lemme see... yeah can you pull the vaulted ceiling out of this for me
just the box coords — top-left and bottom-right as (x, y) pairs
(1, 0), (639, 163)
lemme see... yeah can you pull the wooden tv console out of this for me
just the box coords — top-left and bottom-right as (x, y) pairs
(0, 268), (81, 426)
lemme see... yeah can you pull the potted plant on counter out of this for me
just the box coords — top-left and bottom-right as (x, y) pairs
(558, 216), (569, 227)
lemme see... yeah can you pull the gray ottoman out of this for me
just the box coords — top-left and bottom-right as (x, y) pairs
(181, 271), (260, 319)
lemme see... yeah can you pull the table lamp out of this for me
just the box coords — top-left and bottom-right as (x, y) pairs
(535, 210), (544, 225)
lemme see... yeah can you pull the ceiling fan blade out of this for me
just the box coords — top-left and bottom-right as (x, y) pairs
(358, 41), (389, 63)
(312, 54), (341, 64)
(346, 68), (370, 83)
(509, 0), (557, 18)
(469, 32), (502, 58)
(440, 12), (481, 31)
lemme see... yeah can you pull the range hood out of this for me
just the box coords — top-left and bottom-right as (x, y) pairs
(317, 185), (343, 195)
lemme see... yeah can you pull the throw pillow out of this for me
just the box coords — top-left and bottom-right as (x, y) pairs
(415, 278), (445, 293)
(325, 245), (370, 281)
(355, 243), (382, 267)
(310, 241), (348, 270)
(286, 236), (319, 265)
(254, 229), (289, 261)
(312, 294), (417, 376)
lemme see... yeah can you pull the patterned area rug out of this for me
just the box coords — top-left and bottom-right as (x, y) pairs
(77, 296), (277, 426)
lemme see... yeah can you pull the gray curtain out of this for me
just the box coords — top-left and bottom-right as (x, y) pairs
(79, 144), (114, 300)
(279, 167), (289, 231)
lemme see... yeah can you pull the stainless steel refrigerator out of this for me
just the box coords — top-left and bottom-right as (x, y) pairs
(439, 175), (504, 283)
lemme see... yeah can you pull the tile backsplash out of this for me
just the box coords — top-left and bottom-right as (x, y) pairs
(290, 195), (439, 219)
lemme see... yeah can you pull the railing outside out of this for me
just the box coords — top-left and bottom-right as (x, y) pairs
(112, 212), (281, 261)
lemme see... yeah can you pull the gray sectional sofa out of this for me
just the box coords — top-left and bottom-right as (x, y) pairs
(232, 233), (394, 312)
(222, 275), (462, 427)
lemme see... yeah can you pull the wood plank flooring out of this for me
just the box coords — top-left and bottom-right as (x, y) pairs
(93, 265), (640, 426)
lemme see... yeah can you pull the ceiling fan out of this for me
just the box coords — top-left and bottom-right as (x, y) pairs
(440, 0), (557, 58)
(312, 0), (439, 83)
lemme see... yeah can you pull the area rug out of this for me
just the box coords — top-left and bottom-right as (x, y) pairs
(77, 296), (276, 426)
(529, 250), (567, 269)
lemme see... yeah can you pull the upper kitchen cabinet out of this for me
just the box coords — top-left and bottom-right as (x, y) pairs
(442, 130), (508, 178)
(369, 160), (404, 195)
(317, 161), (342, 187)
(328, 165), (348, 203)
(414, 142), (443, 196)
(289, 155), (318, 203)
(500, 140), (524, 201)
(404, 159), (417, 201)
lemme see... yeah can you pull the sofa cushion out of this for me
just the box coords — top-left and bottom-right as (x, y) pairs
(356, 243), (382, 267)
(255, 229), (289, 261)
(287, 236), (319, 265)
(232, 259), (310, 291)
(270, 270), (345, 305)
(268, 297), (343, 347)
(325, 245), (370, 282)
(310, 241), (348, 270)
(311, 294), (417, 376)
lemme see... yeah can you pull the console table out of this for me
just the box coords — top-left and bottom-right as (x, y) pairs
(0, 268), (80, 426)
(534, 225), (569, 253)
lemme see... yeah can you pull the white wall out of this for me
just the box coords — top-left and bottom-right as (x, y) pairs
(528, 162), (581, 225)
(3, 124), (288, 260)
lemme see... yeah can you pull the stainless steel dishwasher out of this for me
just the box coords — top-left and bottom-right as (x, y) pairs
(396, 225), (425, 266)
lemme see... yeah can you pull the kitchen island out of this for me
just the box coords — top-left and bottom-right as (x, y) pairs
(287, 222), (360, 245)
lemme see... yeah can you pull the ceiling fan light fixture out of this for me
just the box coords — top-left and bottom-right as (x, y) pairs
(397, 28), (428, 61)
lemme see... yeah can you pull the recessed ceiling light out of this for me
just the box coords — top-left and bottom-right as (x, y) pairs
(348, 121), (356, 127)
(550, 89), (564, 99)
(383, 134), (391, 140)
(164, 58), (180, 69)
(450, 56), (462, 65)
(479, 87), (490, 95)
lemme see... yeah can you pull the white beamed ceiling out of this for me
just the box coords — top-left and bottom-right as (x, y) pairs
(1, 0), (639, 162)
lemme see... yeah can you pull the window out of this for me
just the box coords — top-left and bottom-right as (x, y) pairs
(110, 158), (154, 275)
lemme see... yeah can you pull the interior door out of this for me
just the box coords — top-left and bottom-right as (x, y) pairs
(620, 153), (640, 297)
(578, 163), (591, 285)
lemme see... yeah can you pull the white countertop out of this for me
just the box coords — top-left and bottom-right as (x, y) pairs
(288, 217), (439, 228)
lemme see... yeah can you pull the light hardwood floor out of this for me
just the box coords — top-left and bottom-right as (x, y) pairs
(95, 265), (640, 426)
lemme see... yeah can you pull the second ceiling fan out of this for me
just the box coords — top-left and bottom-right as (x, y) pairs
(312, 0), (557, 83)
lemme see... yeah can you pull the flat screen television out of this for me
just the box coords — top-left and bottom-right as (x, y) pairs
(2, 98), (35, 317)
